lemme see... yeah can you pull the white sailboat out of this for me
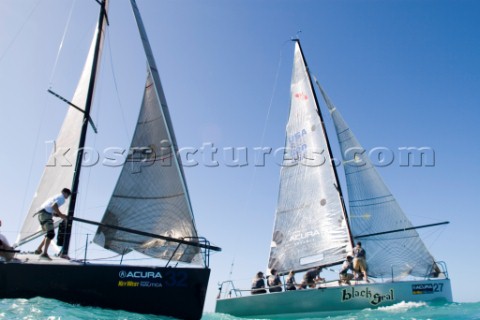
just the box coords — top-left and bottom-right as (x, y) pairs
(215, 39), (452, 318)
(0, 1), (220, 319)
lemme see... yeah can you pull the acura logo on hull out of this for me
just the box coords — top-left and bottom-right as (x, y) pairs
(119, 270), (163, 279)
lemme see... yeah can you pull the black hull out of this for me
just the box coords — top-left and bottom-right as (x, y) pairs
(0, 261), (210, 320)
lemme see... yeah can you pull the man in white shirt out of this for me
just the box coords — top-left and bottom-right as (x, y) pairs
(35, 188), (70, 260)
(0, 219), (14, 261)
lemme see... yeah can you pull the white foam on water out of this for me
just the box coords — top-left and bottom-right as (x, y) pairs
(377, 301), (427, 313)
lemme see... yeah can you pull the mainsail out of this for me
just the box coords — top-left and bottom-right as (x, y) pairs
(317, 83), (436, 278)
(15, 15), (107, 247)
(93, 0), (200, 263)
(268, 41), (353, 274)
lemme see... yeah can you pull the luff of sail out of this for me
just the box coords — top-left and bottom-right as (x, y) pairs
(317, 82), (436, 279)
(268, 42), (352, 274)
(15, 15), (107, 247)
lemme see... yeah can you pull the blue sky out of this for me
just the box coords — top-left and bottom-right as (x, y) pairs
(0, 0), (479, 313)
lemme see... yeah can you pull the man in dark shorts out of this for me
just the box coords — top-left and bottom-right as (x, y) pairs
(339, 255), (354, 285)
(301, 266), (324, 288)
(35, 188), (70, 260)
(353, 241), (368, 281)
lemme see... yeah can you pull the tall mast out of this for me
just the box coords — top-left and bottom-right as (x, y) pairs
(61, 0), (108, 255)
(293, 39), (354, 248)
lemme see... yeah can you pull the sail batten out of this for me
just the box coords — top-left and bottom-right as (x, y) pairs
(267, 41), (353, 273)
(112, 193), (185, 200)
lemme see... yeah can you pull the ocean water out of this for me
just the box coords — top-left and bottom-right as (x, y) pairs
(0, 298), (479, 320)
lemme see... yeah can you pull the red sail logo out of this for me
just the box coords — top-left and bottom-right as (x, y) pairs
(294, 92), (308, 100)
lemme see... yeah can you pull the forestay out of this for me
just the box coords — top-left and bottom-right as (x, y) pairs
(317, 84), (436, 278)
(268, 42), (352, 274)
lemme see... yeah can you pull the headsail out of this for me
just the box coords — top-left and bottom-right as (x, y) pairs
(268, 41), (353, 274)
(93, 0), (200, 263)
(15, 12), (108, 247)
(317, 82), (436, 278)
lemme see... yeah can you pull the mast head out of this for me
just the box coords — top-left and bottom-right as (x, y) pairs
(290, 30), (302, 42)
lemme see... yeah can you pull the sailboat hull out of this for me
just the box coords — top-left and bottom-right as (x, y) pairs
(216, 279), (452, 318)
(0, 259), (210, 320)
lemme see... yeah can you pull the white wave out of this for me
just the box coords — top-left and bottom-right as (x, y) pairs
(377, 301), (427, 313)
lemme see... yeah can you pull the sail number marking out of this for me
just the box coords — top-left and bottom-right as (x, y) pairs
(163, 270), (188, 287)
(412, 283), (443, 294)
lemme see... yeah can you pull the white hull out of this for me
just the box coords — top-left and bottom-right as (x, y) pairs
(215, 279), (452, 318)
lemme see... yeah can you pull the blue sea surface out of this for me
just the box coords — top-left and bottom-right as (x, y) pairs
(0, 298), (479, 320)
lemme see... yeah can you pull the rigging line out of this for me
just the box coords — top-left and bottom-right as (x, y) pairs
(241, 40), (288, 214)
(259, 40), (290, 150)
(424, 223), (447, 254)
(349, 194), (393, 203)
(17, 87), (54, 237)
(106, 29), (131, 141)
(0, 0), (41, 66)
(48, 0), (78, 86)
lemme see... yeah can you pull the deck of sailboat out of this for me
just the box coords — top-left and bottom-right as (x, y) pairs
(5, 251), (214, 269)
(7, 252), (82, 265)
